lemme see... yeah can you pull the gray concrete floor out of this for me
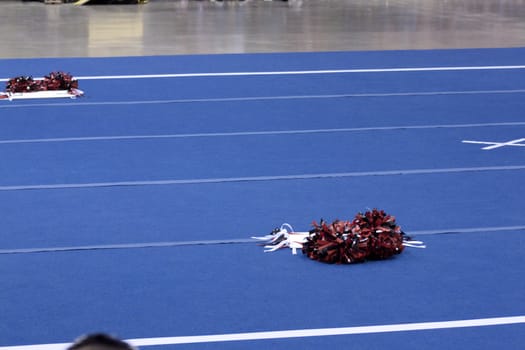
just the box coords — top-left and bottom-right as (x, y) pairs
(1, 0), (525, 58)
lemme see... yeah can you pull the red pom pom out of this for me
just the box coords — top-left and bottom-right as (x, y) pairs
(302, 209), (406, 264)
(5, 72), (78, 93)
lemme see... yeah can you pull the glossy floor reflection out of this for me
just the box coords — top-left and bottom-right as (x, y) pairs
(1, 0), (525, 58)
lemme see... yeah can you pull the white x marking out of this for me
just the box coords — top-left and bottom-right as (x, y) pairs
(462, 138), (525, 150)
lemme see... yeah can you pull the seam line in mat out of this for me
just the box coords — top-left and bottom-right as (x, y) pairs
(1, 122), (525, 145)
(1, 165), (524, 192)
(1, 89), (525, 109)
(1, 225), (524, 255)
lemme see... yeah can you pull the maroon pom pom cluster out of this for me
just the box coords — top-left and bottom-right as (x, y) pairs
(302, 209), (406, 264)
(6, 72), (78, 93)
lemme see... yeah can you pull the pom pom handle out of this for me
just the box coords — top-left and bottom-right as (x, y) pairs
(252, 223), (309, 255)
